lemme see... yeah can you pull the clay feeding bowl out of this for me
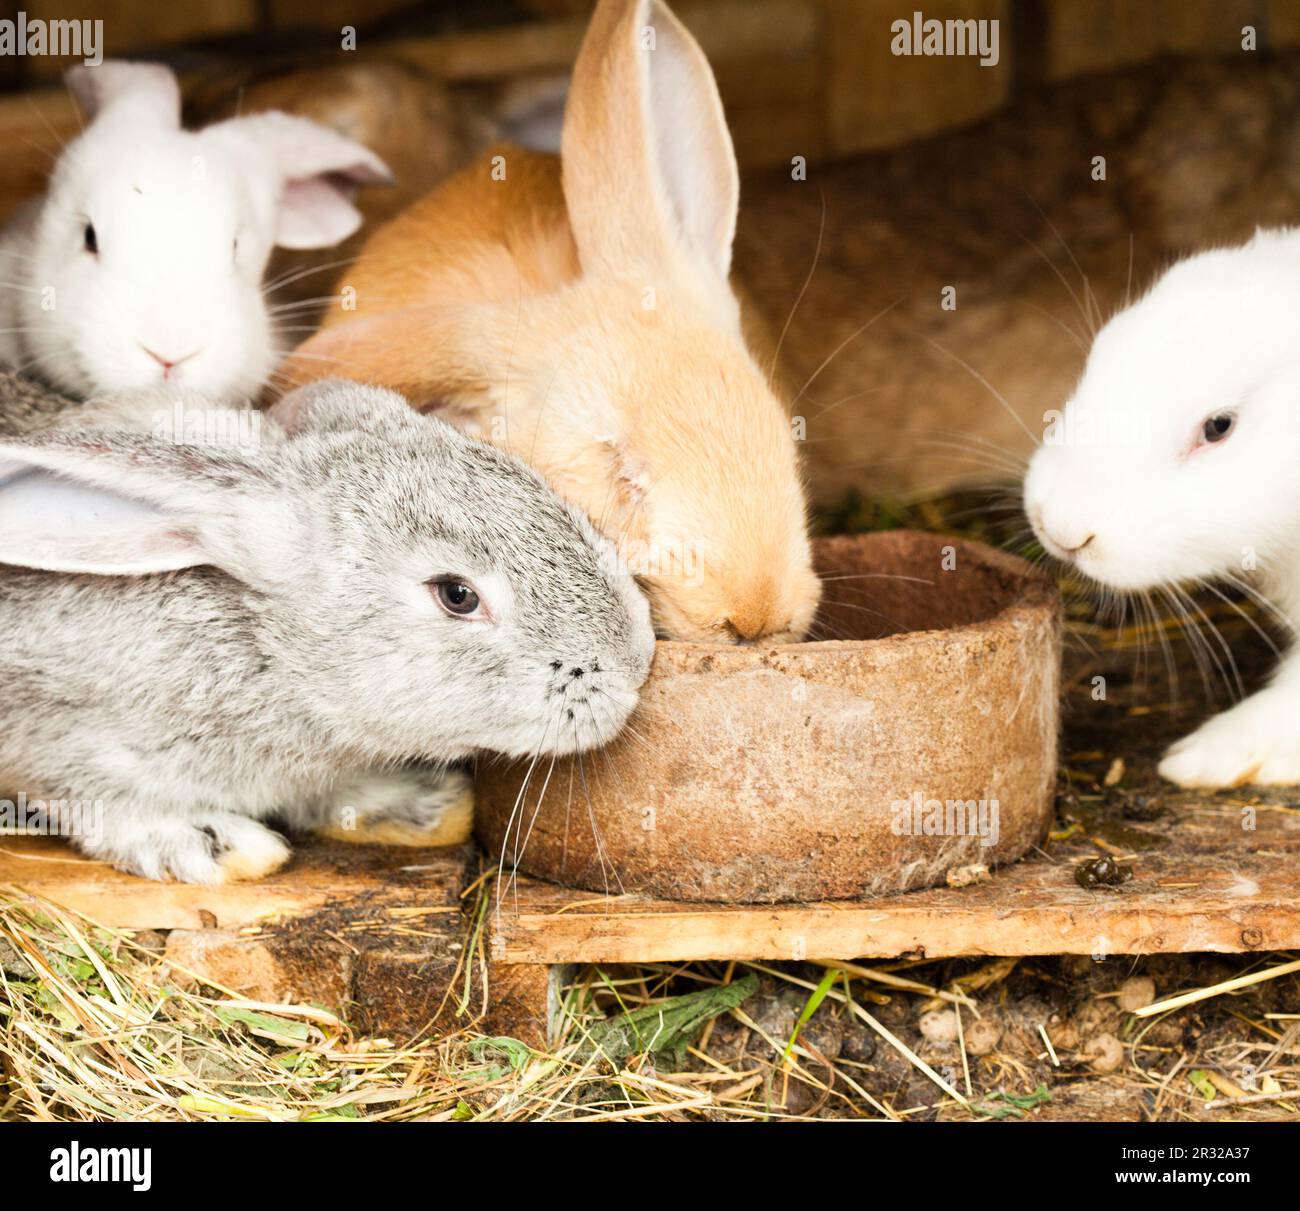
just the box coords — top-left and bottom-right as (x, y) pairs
(475, 530), (1062, 903)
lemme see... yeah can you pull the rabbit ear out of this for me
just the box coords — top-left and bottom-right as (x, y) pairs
(561, 0), (739, 281)
(494, 72), (571, 152)
(270, 378), (419, 435)
(0, 431), (289, 584)
(65, 61), (181, 127)
(0, 466), (200, 575)
(216, 112), (394, 250)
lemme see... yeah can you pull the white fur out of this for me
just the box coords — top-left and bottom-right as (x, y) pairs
(0, 61), (390, 403)
(1024, 228), (1300, 787)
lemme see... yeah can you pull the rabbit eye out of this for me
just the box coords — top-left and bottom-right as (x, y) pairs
(83, 223), (98, 255)
(1201, 413), (1235, 444)
(431, 577), (483, 618)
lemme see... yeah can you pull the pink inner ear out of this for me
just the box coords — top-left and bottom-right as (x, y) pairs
(0, 470), (205, 576)
(275, 177), (364, 251)
(15, 525), (202, 576)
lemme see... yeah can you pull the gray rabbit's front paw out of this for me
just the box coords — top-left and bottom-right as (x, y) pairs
(83, 814), (291, 884)
(316, 767), (474, 847)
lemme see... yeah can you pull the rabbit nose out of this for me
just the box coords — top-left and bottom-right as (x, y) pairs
(140, 344), (203, 380)
(1042, 524), (1096, 558)
(721, 580), (779, 642)
(723, 614), (768, 643)
(1028, 501), (1096, 558)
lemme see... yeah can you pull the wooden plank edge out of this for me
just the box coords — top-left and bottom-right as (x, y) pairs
(490, 899), (1299, 964)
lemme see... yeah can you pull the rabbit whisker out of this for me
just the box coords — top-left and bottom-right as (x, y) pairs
(1015, 298), (1089, 354)
(789, 298), (903, 411)
(261, 256), (358, 296)
(511, 749), (560, 904)
(1159, 582), (1236, 703)
(1215, 572), (1294, 640)
(268, 295), (349, 313)
(913, 333), (1042, 448)
(810, 384), (888, 420)
(575, 747), (620, 899)
(1017, 190), (1105, 336)
(494, 723), (552, 917)
(768, 186), (825, 387)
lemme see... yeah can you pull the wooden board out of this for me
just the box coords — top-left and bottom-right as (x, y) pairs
(0, 836), (497, 1041)
(0, 834), (471, 932)
(3, 789), (1298, 969)
(487, 797), (1300, 964)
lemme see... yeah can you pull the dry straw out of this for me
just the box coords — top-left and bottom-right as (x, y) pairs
(0, 885), (911, 1121)
(3, 883), (1299, 1121)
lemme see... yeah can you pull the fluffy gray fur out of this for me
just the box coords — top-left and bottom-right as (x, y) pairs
(0, 375), (653, 882)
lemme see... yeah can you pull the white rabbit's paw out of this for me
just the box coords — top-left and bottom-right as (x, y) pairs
(1159, 695), (1300, 789)
(92, 816), (291, 884)
(209, 817), (293, 882)
(319, 768), (474, 848)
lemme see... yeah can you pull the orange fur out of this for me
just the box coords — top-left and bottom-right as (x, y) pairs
(282, 0), (819, 643)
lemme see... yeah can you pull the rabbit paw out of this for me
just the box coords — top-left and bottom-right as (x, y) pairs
(87, 815), (291, 884)
(1158, 691), (1300, 789)
(317, 767), (474, 847)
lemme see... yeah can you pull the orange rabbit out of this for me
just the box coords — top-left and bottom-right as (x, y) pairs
(281, 0), (819, 644)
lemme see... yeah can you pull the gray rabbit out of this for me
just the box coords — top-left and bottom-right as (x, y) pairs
(0, 375), (654, 882)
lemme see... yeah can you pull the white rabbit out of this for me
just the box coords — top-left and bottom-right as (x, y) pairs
(0, 61), (390, 402)
(1024, 228), (1300, 788)
(0, 374), (654, 882)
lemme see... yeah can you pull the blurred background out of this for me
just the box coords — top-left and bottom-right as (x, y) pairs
(3, 0), (1296, 213)
(4, 0), (1299, 503)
